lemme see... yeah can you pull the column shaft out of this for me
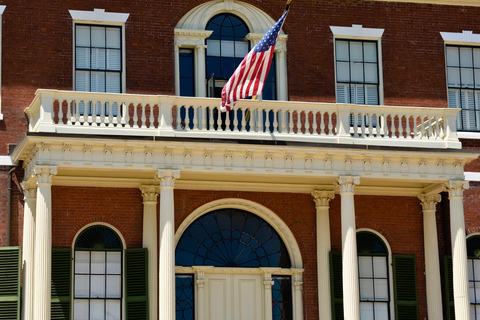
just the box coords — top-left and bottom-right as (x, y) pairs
(21, 181), (36, 320)
(419, 194), (443, 320)
(158, 170), (179, 320)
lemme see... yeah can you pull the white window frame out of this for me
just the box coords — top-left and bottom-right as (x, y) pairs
(69, 9), (129, 93)
(330, 24), (385, 105)
(356, 228), (395, 320)
(466, 233), (480, 319)
(0, 5), (6, 120)
(441, 30), (480, 138)
(174, 0), (288, 100)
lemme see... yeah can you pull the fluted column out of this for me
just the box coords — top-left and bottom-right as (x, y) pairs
(418, 193), (443, 320)
(21, 180), (36, 320)
(335, 176), (360, 320)
(157, 170), (180, 320)
(293, 270), (304, 320)
(445, 180), (471, 320)
(312, 190), (335, 320)
(141, 185), (159, 320)
(33, 166), (57, 320)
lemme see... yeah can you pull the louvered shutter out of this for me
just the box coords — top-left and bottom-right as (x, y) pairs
(444, 255), (456, 320)
(0, 246), (21, 320)
(125, 248), (149, 320)
(365, 84), (379, 105)
(461, 90), (476, 131)
(393, 255), (418, 320)
(337, 84), (349, 104)
(51, 249), (72, 320)
(330, 251), (344, 320)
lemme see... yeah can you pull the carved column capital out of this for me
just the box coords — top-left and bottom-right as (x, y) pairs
(418, 194), (441, 212)
(140, 185), (159, 203)
(334, 176), (360, 193)
(33, 166), (57, 184)
(156, 170), (180, 188)
(21, 180), (37, 200)
(444, 180), (469, 199)
(312, 190), (335, 208)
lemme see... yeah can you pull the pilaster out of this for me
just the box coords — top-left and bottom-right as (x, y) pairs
(293, 269), (304, 320)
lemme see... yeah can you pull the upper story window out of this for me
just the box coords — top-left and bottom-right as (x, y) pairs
(330, 25), (384, 105)
(69, 9), (129, 94)
(174, 0), (288, 101)
(441, 30), (480, 133)
(467, 234), (480, 319)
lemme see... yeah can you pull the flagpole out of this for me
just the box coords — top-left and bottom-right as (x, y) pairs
(251, 0), (292, 101)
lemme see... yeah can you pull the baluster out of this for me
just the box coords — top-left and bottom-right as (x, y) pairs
(132, 103), (138, 128)
(209, 107), (214, 131)
(97, 101), (104, 126)
(328, 112), (334, 135)
(309, 111), (315, 135)
(123, 103), (130, 127)
(319, 111), (325, 135)
(107, 102), (113, 127)
(406, 114), (411, 139)
(139, 104), (146, 128)
(420, 115), (426, 139)
(67, 100), (72, 125)
(352, 112), (359, 138)
(439, 116), (445, 139)
(76, 101), (83, 126)
(84, 101), (92, 126)
(191, 106), (197, 131)
(273, 109), (279, 134)
(264, 109), (270, 133)
(368, 113), (374, 137)
(412, 115), (419, 139)
(288, 110), (293, 134)
(56, 100), (63, 125)
(398, 115), (404, 139)
(360, 113), (366, 138)
(240, 109), (246, 132)
(148, 104), (154, 129)
(390, 114), (397, 138)
(295, 110), (301, 134)
(176, 106), (182, 130)
(256, 109), (262, 132)
(201, 106), (206, 131)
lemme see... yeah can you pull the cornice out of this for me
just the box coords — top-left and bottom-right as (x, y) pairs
(369, 0), (480, 6)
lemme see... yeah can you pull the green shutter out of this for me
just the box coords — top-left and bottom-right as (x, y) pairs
(51, 249), (72, 320)
(445, 255), (456, 320)
(0, 246), (21, 320)
(125, 248), (149, 320)
(393, 255), (418, 320)
(329, 251), (343, 320)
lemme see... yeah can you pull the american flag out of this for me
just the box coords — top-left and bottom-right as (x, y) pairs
(220, 9), (289, 112)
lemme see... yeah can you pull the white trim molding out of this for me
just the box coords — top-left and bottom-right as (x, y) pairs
(440, 30), (480, 45)
(330, 24), (385, 40)
(465, 172), (480, 182)
(371, 0), (480, 6)
(0, 155), (14, 166)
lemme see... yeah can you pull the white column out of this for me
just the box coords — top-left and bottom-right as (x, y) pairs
(445, 180), (471, 320)
(21, 180), (36, 320)
(335, 176), (360, 320)
(32, 166), (57, 320)
(174, 45), (180, 96)
(275, 49), (288, 101)
(195, 45), (207, 97)
(293, 270), (304, 320)
(418, 194), (443, 320)
(312, 190), (335, 320)
(260, 268), (278, 320)
(157, 170), (180, 320)
(140, 185), (159, 320)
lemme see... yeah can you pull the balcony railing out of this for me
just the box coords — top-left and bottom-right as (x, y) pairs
(26, 89), (462, 149)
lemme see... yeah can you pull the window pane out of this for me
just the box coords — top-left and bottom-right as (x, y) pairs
(350, 42), (363, 62)
(469, 260), (474, 281)
(207, 39), (221, 56)
(474, 48), (480, 68)
(74, 299), (89, 320)
(475, 69), (480, 88)
(106, 28), (121, 48)
(359, 257), (373, 277)
(336, 41), (349, 61)
(364, 63), (378, 83)
(106, 275), (121, 298)
(474, 260), (480, 281)
(91, 275), (106, 298)
(461, 68), (474, 88)
(373, 257), (387, 278)
(447, 67), (461, 87)
(235, 41), (249, 57)
(91, 27), (106, 47)
(106, 300), (121, 320)
(107, 252), (121, 274)
(360, 278), (374, 300)
(90, 300), (105, 320)
(374, 279), (389, 300)
(76, 48), (90, 69)
(107, 49), (121, 71)
(176, 274), (195, 320)
(470, 281), (475, 303)
(76, 26), (91, 47)
(106, 72), (121, 94)
(351, 62), (363, 82)
(374, 302), (389, 320)
(447, 47), (459, 67)
(365, 85), (378, 105)
(360, 302), (374, 320)
(475, 282), (480, 304)
(91, 48), (106, 70)
(221, 40), (235, 57)
(75, 275), (90, 298)
(76, 71), (90, 92)
(75, 251), (90, 274)
(91, 252), (106, 274)
(363, 43), (377, 63)
(337, 62), (350, 82)
(460, 47), (473, 67)
(91, 72), (106, 92)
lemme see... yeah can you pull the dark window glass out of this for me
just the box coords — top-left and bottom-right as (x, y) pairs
(176, 274), (194, 320)
(272, 275), (293, 320)
(180, 49), (195, 97)
(263, 54), (277, 100)
(175, 209), (291, 268)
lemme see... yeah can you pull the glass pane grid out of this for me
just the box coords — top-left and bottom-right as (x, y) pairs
(469, 259), (480, 319)
(358, 255), (390, 320)
(272, 276), (293, 320)
(446, 45), (480, 131)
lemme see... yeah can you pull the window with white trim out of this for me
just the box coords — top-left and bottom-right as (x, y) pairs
(330, 25), (384, 105)
(467, 235), (480, 319)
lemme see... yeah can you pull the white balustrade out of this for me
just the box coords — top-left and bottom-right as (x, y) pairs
(25, 89), (462, 148)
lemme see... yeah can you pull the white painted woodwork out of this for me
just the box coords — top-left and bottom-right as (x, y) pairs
(140, 185), (159, 320)
(25, 89), (461, 149)
(312, 190), (335, 320)
(336, 176), (360, 320)
(293, 270), (304, 320)
(195, 45), (207, 97)
(205, 273), (263, 320)
(419, 193), (444, 320)
(157, 170), (179, 320)
(32, 166), (57, 320)
(21, 180), (36, 320)
(446, 180), (471, 320)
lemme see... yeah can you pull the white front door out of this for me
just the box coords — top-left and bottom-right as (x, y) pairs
(205, 273), (263, 320)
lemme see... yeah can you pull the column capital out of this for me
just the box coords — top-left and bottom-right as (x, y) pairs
(196, 44), (207, 50)
(312, 190), (335, 208)
(33, 166), (57, 184)
(418, 194), (441, 211)
(334, 176), (360, 193)
(21, 180), (37, 200)
(156, 170), (180, 188)
(140, 185), (159, 202)
(444, 180), (469, 199)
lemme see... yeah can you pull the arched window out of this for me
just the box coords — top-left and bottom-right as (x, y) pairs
(73, 226), (123, 320)
(467, 235), (480, 319)
(175, 208), (295, 320)
(357, 231), (391, 320)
